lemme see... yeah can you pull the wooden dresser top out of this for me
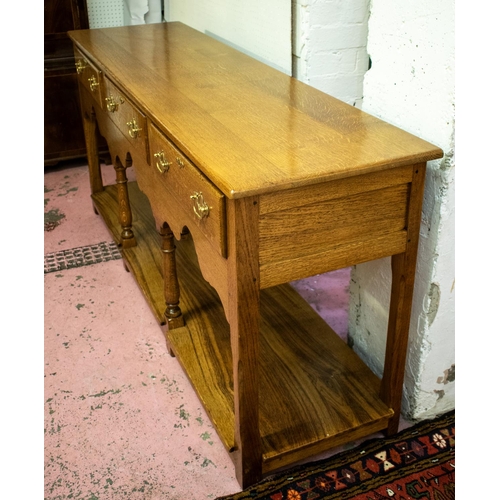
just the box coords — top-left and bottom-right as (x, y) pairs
(69, 22), (443, 199)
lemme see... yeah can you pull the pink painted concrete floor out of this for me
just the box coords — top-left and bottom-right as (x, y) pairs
(44, 160), (405, 499)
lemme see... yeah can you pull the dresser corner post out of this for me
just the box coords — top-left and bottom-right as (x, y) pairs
(226, 196), (262, 487)
(381, 163), (427, 435)
(80, 90), (104, 196)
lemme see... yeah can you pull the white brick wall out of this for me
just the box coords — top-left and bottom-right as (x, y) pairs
(349, 0), (455, 422)
(292, 0), (370, 105)
(167, 0), (292, 75)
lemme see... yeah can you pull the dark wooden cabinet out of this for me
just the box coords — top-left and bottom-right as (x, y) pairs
(44, 0), (107, 165)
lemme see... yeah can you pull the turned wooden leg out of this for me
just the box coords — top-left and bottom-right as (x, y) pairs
(160, 222), (185, 331)
(380, 163), (426, 435)
(113, 159), (136, 248)
(227, 197), (262, 488)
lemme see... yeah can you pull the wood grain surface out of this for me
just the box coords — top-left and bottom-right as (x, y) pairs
(69, 23), (443, 199)
(91, 183), (392, 474)
(71, 22), (443, 487)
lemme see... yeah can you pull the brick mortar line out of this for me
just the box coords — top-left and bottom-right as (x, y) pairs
(44, 241), (122, 274)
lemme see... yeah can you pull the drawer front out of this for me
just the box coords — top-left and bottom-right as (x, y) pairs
(74, 48), (105, 108)
(148, 122), (226, 257)
(103, 77), (148, 159)
(259, 170), (411, 288)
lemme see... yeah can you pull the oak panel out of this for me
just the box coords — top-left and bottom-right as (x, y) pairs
(85, 92), (134, 166)
(260, 232), (408, 289)
(103, 76), (149, 159)
(259, 182), (410, 287)
(148, 122), (227, 257)
(74, 47), (105, 108)
(260, 166), (414, 215)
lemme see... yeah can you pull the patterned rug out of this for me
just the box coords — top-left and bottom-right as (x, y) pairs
(217, 411), (455, 500)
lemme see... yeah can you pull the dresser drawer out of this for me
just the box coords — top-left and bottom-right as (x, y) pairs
(103, 77), (148, 159)
(148, 123), (226, 257)
(74, 48), (105, 108)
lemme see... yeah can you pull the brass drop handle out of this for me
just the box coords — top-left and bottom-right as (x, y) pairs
(127, 118), (142, 139)
(75, 59), (87, 74)
(88, 76), (99, 92)
(154, 151), (171, 173)
(190, 192), (210, 219)
(105, 95), (120, 113)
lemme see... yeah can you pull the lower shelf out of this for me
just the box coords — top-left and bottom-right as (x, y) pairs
(92, 181), (394, 474)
